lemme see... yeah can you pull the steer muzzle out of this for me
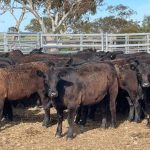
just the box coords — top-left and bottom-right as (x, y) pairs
(48, 89), (58, 98)
(142, 82), (150, 88)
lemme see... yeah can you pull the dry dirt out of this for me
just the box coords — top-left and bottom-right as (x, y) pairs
(0, 107), (150, 150)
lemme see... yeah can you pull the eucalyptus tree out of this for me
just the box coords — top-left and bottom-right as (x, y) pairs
(1, 0), (104, 33)
(0, 0), (26, 32)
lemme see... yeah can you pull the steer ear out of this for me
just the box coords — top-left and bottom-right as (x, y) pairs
(130, 64), (136, 71)
(58, 68), (73, 78)
(58, 70), (68, 78)
(36, 70), (46, 78)
(65, 58), (73, 67)
(134, 59), (140, 65)
(47, 62), (55, 67)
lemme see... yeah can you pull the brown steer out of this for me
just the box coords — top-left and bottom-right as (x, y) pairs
(0, 63), (50, 126)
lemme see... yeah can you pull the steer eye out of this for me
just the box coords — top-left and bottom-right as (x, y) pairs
(137, 73), (141, 76)
(148, 75), (150, 81)
(137, 73), (142, 81)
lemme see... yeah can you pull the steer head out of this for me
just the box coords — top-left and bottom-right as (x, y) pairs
(130, 59), (150, 88)
(47, 66), (74, 99)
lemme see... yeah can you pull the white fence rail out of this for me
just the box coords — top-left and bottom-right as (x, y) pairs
(0, 32), (150, 53)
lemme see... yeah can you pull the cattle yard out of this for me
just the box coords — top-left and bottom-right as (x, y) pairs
(0, 48), (150, 150)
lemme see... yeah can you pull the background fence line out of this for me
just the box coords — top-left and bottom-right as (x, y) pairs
(0, 32), (150, 54)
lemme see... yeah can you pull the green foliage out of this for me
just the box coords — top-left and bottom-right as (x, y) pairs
(106, 4), (136, 19)
(8, 26), (18, 32)
(72, 16), (140, 34)
(25, 17), (66, 32)
(141, 16), (150, 32)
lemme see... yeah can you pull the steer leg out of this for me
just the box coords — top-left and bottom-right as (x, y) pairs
(55, 107), (63, 138)
(101, 98), (108, 129)
(147, 115), (150, 127)
(126, 97), (135, 122)
(109, 99), (117, 128)
(142, 88), (150, 127)
(109, 79), (118, 128)
(88, 104), (97, 121)
(43, 107), (50, 127)
(39, 93), (51, 127)
(134, 99), (141, 123)
(75, 105), (82, 124)
(67, 106), (76, 140)
(0, 100), (4, 122)
(79, 105), (88, 126)
(2, 100), (13, 121)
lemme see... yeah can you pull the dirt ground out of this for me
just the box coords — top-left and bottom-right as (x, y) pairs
(0, 107), (150, 150)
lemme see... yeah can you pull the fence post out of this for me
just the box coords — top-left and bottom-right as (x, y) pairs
(125, 34), (128, 53)
(4, 33), (8, 52)
(105, 33), (108, 52)
(147, 34), (149, 53)
(80, 34), (83, 51)
(101, 32), (103, 51)
(37, 32), (41, 48)
(17, 32), (21, 50)
(40, 33), (43, 48)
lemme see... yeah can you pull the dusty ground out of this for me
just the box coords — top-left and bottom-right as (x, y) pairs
(0, 107), (150, 150)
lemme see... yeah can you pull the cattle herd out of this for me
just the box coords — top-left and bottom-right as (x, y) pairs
(0, 48), (150, 140)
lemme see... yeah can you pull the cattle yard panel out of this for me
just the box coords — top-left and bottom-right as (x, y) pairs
(41, 33), (103, 52)
(106, 33), (150, 53)
(0, 32), (41, 53)
(0, 32), (150, 53)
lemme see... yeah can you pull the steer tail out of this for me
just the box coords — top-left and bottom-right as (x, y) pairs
(109, 76), (118, 128)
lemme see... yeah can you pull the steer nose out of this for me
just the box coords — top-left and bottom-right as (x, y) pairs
(49, 90), (58, 98)
(142, 82), (150, 87)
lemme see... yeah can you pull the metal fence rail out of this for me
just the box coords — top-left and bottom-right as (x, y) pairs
(0, 32), (150, 53)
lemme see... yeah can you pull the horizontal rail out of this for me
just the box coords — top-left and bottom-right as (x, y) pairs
(0, 32), (150, 53)
(43, 44), (102, 48)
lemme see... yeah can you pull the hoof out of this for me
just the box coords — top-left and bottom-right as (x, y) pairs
(79, 125), (84, 132)
(55, 133), (62, 138)
(110, 123), (117, 128)
(1, 117), (6, 122)
(42, 122), (50, 128)
(128, 118), (134, 122)
(134, 118), (141, 123)
(101, 123), (107, 129)
(146, 122), (150, 128)
(75, 120), (80, 125)
(87, 117), (95, 122)
(78, 121), (86, 126)
(66, 136), (73, 140)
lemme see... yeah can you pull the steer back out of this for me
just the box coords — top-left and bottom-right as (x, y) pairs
(7, 61), (53, 73)
(0, 68), (46, 100)
(48, 62), (118, 106)
(65, 63), (117, 106)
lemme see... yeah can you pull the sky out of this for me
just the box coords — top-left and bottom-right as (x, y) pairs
(0, 0), (150, 32)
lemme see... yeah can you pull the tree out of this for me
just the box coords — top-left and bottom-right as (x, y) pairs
(25, 17), (51, 32)
(0, 0), (26, 32)
(141, 16), (150, 32)
(71, 16), (140, 34)
(8, 26), (18, 32)
(106, 4), (136, 19)
(119, 20), (141, 33)
(1, 0), (104, 33)
(89, 4), (138, 33)
(71, 4), (138, 34)
(25, 17), (67, 33)
(72, 20), (92, 33)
